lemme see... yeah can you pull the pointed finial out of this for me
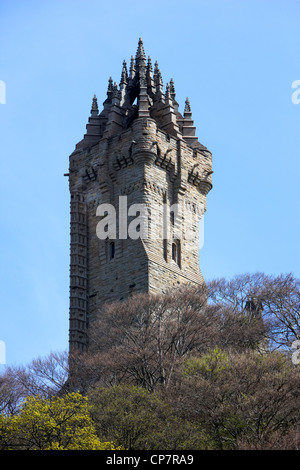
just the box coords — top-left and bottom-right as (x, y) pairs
(135, 37), (146, 66)
(120, 60), (128, 85)
(153, 60), (164, 101)
(170, 78), (175, 98)
(107, 76), (114, 99)
(136, 38), (145, 57)
(108, 77), (113, 90)
(111, 82), (120, 104)
(184, 97), (191, 114)
(169, 78), (179, 112)
(113, 82), (118, 96)
(147, 56), (153, 74)
(166, 82), (170, 98)
(129, 55), (135, 79)
(92, 95), (98, 111)
(154, 61), (163, 87)
(91, 94), (98, 115)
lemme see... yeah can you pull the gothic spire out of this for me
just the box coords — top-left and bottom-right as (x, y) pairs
(76, 38), (205, 147)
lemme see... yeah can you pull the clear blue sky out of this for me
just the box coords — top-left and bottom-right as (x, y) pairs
(0, 0), (299, 367)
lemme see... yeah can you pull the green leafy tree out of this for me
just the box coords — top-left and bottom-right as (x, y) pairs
(88, 384), (211, 450)
(176, 349), (300, 449)
(183, 348), (230, 379)
(0, 392), (122, 450)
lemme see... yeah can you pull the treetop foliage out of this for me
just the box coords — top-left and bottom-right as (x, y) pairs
(0, 272), (299, 450)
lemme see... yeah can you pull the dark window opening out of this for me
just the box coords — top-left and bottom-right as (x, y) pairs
(172, 242), (177, 261)
(170, 211), (175, 225)
(110, 241), (115, 260)
(163, 239), (168, 262)
(172, 240), (181, 268)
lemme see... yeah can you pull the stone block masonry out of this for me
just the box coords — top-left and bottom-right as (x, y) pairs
(67, 39), (213, 352)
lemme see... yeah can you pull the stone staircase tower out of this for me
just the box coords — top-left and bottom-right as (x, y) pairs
(67, 39), (213, 352)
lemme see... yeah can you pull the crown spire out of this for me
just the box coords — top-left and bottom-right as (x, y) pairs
(77, 38), (207, 149)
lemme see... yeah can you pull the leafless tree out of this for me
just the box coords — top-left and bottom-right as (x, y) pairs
(0, 351), (69, 414)
(70, 280), (269, 392)
(261, 273), (300, 349)
(207, 272), (300, 352)
(74, 285), (218, 391)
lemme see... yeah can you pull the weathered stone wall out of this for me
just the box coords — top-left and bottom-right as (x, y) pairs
(67, 39), (213, 351)
(68, 117), (212, 350)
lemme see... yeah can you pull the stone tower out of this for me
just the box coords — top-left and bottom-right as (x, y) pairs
(67, 39), (213, 352)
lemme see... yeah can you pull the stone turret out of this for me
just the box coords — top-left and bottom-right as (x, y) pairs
(67, 38), (213, 352)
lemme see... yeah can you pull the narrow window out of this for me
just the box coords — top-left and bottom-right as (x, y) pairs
(172, 240), (181, 268)
(163, 239), (168, 262)
(110, 241), (115, 260)
(170, 211), (175, 226)
(172, 242), (177, 262)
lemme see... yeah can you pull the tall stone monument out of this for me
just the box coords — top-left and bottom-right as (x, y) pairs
(66, 39), (213, 352)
